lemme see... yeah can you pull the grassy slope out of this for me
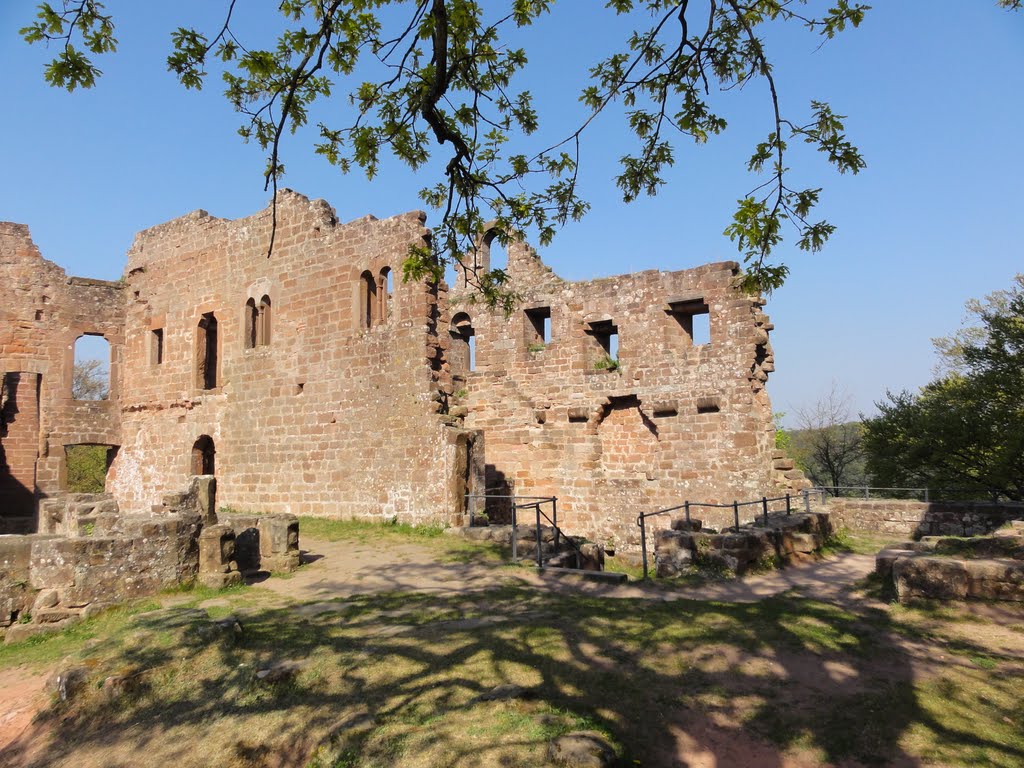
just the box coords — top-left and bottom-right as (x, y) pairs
(1, 524), (1021, 768)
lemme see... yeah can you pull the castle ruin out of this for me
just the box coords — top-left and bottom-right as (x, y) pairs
(2, 190), (806, 548)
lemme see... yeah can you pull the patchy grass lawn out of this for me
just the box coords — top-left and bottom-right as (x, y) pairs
(2, 523), (1022, 768)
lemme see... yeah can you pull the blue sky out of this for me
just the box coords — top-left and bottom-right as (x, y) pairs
(2, 1), (1021, 424)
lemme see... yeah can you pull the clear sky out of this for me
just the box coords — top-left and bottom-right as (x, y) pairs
(1, 1), (1021, 424)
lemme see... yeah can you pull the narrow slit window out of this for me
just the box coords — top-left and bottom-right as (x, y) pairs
(258, 295), (272, 346)
(196, 313), (219, 390)
(244, 298), (257, 349)
(151, 328), (164, 365)
(380, 267), (392, 322)
(360, 270), (377, 329)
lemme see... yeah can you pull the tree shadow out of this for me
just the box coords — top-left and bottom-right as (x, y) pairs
(2, 567), (1022, 767)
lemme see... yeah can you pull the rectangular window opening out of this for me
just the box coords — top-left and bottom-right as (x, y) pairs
(525, 306), (552, 347)
(667, 298), (711, 346)
(696, 396), (721, 414)
(586, 319), (618, 354)
(151, 328), (164, 365)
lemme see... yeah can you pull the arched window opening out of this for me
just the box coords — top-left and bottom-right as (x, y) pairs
(191, 435), (215, 476)
(483, 230), (508, 275)
(196, 313), (219, 390)
(72, 334), (110, 400)
(379, 267), (392, 322)
(244, 298), (257, 350)
(360, 270), (377, 329)
(450, 313), (476, 376)
(258, 295), (272, 346)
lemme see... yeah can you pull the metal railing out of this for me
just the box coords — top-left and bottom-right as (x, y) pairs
(464, 494), (583, 566)
(812, 485), (1010, 503)
(635, 488), (828, 579)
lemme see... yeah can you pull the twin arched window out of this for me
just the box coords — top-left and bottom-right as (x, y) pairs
(244, 295), (272, 349)
(360, 267), (393, 329)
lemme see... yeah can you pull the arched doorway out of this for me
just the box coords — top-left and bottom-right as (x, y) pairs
(191, 435), (215, 476)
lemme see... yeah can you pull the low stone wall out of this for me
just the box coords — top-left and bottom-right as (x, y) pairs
(1, 477), (301, 643)
(655, 511), (833, 577)
(827, 499), (1024, 539)
(876, 524), (1024, 603)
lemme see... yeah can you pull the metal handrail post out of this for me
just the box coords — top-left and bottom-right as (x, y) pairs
(535, 505), (543, 568)
(511, 504), (518, 561)
(733, 500), (740, 532)
(684, 501), (690, 525)
(640, 515), (649, 579)
(785, 493), (791, 515)
(762, 496), (768, 527)
(803, 488), (810, 513)
(552, 497), (559, 551)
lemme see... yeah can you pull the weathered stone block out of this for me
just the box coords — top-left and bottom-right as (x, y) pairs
(258, 515), (300, 573)
(199, 525), (238, 577)
(670, 518), (702, 532)
(894, 557), (970, 602)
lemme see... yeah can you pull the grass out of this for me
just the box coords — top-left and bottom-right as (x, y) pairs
(821, 528), (901, 556)
(298, 516), (447, 543)
(3, 520), (1023, 768)
(5, 584), (1021, 768)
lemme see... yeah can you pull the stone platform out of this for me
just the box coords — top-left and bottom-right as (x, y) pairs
(875, 521), (1024, 603)
(655, 511), (833, 578)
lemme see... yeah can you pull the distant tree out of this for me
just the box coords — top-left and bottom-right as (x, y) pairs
(863, 275), (1024, 501)
(72, 359), (108, 400)
(65, 444), (109, 493)
(792, 383), (864, 493)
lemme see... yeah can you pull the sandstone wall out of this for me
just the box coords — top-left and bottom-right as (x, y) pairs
(828, 498), (1024, 538)
(0, 223), (125, 529)
(108, 191), (473, 522)
(445, 233), (804, 550)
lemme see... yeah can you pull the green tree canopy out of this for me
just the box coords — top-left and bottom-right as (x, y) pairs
(20, 0), (883, 304)
(862, 275), (1024, 501)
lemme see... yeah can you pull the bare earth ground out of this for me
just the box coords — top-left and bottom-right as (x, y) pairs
(1, 533), (1022, 768)
(254, 536), (877, 604)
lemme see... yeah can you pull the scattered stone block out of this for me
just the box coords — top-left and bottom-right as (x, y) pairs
(547, 732), (615, 768)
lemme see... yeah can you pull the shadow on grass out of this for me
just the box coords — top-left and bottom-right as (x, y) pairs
(5, 574), (1023, 768)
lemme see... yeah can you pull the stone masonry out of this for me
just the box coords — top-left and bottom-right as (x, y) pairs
(1, 222), (124, 530)
(445, 230), (808, 551)
(2, 192), (807, 554)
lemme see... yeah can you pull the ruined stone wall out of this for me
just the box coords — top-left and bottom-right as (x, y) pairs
(0, 223), (124, 529)
(109, 191), (471, 522)
(444, 234), (803, 551)
(828, 498), (1024, 539)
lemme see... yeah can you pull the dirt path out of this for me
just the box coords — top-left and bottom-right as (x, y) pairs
(255, 536), (876, 604)
(0, 667), (50, 754)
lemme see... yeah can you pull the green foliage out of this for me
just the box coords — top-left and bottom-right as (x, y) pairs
(773, 411), (792, 452)
(863, 275), (1024, 500)
(21, 0), (893, 298)
(65, 444), (108, 493)
(593, 353), (619, 372)
(527, 342), (545, 353)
